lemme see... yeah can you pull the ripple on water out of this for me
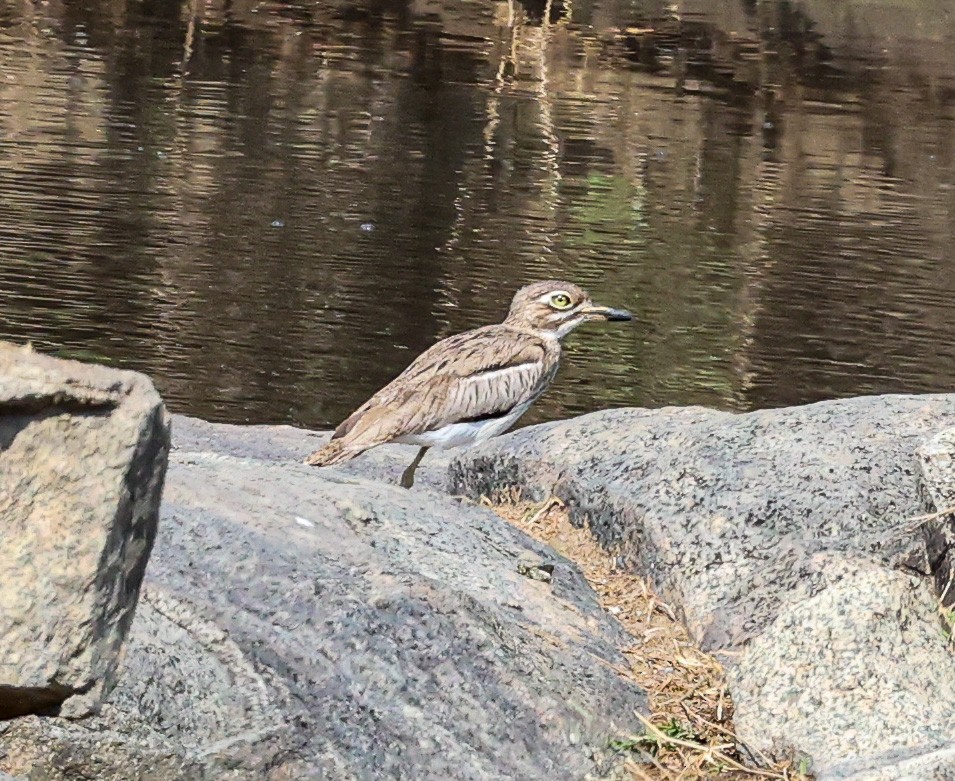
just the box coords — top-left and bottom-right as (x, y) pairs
(0, 1), (954, 427)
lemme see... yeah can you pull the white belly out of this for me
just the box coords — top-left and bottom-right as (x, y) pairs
(395, 404), (529, 449)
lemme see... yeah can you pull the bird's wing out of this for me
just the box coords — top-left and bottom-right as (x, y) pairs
(332, 326), (557, 448)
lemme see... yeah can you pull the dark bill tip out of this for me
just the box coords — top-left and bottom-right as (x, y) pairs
(602, 307), (633, 322)
(581, 304), (633, 322)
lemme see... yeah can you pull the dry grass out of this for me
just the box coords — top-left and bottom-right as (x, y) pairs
(906, 506), (955, 648)
(486, 494), (814, 781)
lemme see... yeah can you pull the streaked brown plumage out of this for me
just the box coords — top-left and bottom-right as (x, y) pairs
(306, 281), (632, 486)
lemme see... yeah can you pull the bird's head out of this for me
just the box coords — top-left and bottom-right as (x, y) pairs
(504, 280), (632, 339)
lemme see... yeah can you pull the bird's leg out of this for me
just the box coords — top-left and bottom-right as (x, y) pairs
(400, 446), (429, 489)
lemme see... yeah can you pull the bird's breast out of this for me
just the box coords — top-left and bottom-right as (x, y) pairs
(396, 402), (531, 449)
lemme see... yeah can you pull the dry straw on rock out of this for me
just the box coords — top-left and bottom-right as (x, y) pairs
(488, 495), (813, 781)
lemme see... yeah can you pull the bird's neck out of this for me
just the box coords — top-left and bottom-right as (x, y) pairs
(501, 320), (564, 344)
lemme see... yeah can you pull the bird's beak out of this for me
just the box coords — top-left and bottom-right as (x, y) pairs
(580, 304), (633, 322)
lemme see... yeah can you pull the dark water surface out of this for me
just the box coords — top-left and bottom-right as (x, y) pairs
(2, 0), (955, 428)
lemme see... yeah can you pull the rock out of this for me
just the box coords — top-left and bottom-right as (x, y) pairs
(167, 414), (453, 490)
(0, 415), (647, 780)
(448, 395), (955, 777)
(730, 562), (955, 780)
(0, 342), (170, 719)
(516, 555), (555, 583)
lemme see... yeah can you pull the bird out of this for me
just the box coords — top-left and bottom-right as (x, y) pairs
(305, 280), (632, 488)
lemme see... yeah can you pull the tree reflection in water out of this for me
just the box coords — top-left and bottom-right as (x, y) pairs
(0, 0), (953, 427)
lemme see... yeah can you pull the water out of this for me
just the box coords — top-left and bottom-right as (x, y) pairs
(1, 0), (954, 429)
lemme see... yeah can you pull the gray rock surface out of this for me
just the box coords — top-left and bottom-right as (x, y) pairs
(730, 562), (955, 780)
(0, 342), (170, 719)
(448, 395), (955, 778)
(168, 414), (454, 490)
(0, 415), (647, 781)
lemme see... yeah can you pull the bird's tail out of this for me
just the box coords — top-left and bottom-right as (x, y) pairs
(305, 438), (365, 467)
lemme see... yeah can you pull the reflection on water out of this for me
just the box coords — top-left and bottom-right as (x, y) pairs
(1, 0), (954, 428)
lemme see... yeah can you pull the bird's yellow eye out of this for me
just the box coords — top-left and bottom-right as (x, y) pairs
(549, 292), (572, 310)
